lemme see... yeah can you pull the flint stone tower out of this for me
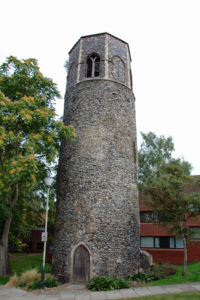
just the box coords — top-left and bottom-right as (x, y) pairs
(52, 33), (140, 282)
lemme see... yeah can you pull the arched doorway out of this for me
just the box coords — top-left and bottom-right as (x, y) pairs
(73, 245), (90, 282)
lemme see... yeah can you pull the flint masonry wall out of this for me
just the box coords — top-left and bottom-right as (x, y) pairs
(52, 33), (140, 282)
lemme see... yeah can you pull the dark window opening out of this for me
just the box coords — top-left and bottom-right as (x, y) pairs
(94, 61), (100, 77)
(86, 54), (100, 78)
(156, 211), (169, 222)
(156, 211), (185, 222)
(140, 211), (154, 223)
(87, 58), (92, 77)
(159, 237), (170, 248)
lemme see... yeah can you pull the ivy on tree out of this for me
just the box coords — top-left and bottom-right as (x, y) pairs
(0, 56), (76, 276)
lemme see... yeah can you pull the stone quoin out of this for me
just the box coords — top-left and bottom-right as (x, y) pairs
(52, 33), (140, 282)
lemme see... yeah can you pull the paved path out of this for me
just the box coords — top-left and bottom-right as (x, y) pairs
(1, 282), (200, 300)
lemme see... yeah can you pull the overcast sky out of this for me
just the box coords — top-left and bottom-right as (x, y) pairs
(1, 0), (199, 174)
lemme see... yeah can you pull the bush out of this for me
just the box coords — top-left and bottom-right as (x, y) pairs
(113, 277), (130, 289)
(20, 268), (40, 284)
(28, 280), (41, 290)
(5, 268), (61, 290)
(5, 274), (19, 287)
(87, 265), (177, 291)
(87, 276), (131, 291)
(6, 268), (41, 288)
(87, 276), (114, 291)
(28, 278), (61, 290)
(18, 282), (26, 288)
(153, 263), (177, 279)
(128, 263), (178, 283)
(128, 272), (154, 282)
(44, 278), (61, 288)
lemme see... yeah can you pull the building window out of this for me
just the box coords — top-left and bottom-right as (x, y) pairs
(140, 237), (154, 248)
(86, 53), (100, 78)
(140, 211), (154, 223)
(140, 211), (170, 223)
(169, 237), (175, 248)
(175, 237), (184, 248)
(140, 237), (184, 249)
(188, 203), (199, 212)
(157, 212), (169, 222)
(190, 227), (200, 239)
(159, 237), (170, 248)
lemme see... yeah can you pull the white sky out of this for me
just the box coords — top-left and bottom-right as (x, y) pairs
(1, 0), (199, 174)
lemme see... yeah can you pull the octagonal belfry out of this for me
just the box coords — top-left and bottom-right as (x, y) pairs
(52, 33), (140, 282)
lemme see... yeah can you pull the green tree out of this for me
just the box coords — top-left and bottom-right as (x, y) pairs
(138, 132), (200, 275)
(149, 159), (200, 276)
(8, 194), (45, 253)
(0, 56), (76, 276)
(138, 132), (174, 192)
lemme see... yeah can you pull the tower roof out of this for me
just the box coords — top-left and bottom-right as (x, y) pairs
(69, 32), (131, 61)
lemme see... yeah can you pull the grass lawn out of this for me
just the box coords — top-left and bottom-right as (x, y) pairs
(1, 256), (200, 295)
(9, 253), (51, 275)
(118, 291), (200, 300)
(0, 277), (9, 284)
(0, 253), (51, 285)
(142, 262), (200, 286)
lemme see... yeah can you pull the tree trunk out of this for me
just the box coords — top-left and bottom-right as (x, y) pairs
(0, 216), (12, 276)
(182, 236), (187, 276)
(0, 184), (18, 276)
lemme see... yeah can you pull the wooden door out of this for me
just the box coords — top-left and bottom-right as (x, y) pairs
(73, 245), (90, 282)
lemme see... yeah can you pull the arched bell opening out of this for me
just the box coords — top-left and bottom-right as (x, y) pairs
(86, 53), (100, 78)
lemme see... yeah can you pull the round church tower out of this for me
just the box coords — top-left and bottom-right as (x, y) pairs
(52, 33), (140, 282)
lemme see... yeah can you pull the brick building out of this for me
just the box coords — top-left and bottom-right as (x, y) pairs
(140, 176), (200, 264)
(26, 227), (44, 253)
